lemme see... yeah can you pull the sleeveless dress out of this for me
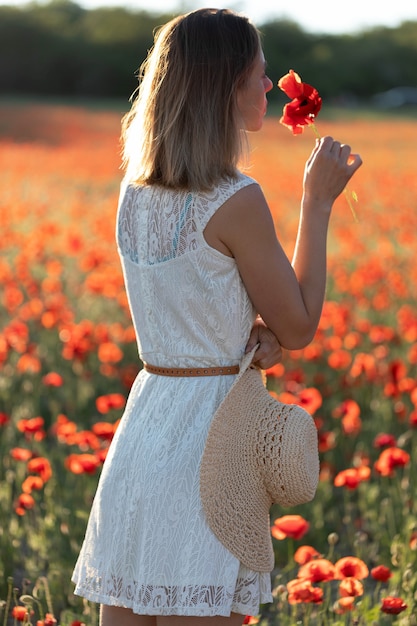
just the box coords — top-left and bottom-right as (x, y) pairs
(71, 172), (273, 617)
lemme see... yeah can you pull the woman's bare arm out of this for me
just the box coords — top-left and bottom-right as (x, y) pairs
(204, 136), (362, 350)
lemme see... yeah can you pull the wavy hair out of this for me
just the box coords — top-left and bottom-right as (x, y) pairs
(121, 8), (261, 190)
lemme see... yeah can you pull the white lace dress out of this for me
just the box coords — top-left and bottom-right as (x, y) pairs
(71, 172), (273, 617)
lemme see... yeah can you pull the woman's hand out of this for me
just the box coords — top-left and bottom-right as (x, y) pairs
(302, 136), (362, 212)
(245, 317), (282, 369)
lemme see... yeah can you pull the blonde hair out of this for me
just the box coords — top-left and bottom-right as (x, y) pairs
(121, 8), (261, 190)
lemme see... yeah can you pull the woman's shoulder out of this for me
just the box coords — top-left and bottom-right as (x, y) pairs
(193, 172), (262, 232)
(223, 171), (259, 192)
(199, 172), (260, 204)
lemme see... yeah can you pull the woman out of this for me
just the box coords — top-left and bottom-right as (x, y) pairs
(72, 8), (362, 626)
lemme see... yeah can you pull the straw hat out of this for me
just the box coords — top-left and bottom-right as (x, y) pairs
(200, 347), (319, 572)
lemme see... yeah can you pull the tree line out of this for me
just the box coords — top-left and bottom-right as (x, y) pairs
(1, 0), (417, 103)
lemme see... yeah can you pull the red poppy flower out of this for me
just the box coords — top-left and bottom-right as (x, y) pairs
(17, 416), (45, 435)
(52, 414), (78, 442)
(287, 578), (323, 604)
(380, 596), (407, 614)
(335, 596), (356, 614)
(298, 558), (336, 583)
(278, 69), (322, 135)
(96, 393), (125, 414)
(371, 565), (392, 582)
(92, 421), (117, 441)
(42, 372), (64, 386)
(277, 387), (322, 416)
(15, 492), (35, 515)
(349, 352), (377, 380)
(374, 447), (410, 476)
(334, 466), (371, 490)
(332, 399), (360, 420)
(298, 387), (322, 415)
(271, 515), (310, 540)
(342, 412), (362, 436)
(16, 348), (42, 373)
(22, 475), (44, 494)
(318, 430), (336, 453)
(332, 399), (362, 435)
(265, 363), (285, 379)
(12, 606), (29, 621)
(97, 341), (123, 364)
(38, 614), (57, 626)
(294, 545), (320, 565)
(65, 453), (101, 474)
(61, 320), (95, 361)
(10, 447), (33, 462)
(71, 429), (101, 451)
(0, 412), (10, 426)
(27, 456), (53, 482)
(334, 556), (369, 580)
(339, 577), (364, 598)
(373, 433), (397, 449)
(328, 348), (352, 370)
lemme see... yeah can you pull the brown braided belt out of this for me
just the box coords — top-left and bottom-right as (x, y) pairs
(143, 363), (240, 377)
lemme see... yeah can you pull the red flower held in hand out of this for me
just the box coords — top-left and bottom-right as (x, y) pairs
(278, 69), (322, 135)
(278, 68), (358, 221)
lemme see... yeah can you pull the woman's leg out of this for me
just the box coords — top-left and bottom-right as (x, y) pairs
(158, 613), (244, 626)
(100, 605), (245, 626)
(100, 605), (157, 626)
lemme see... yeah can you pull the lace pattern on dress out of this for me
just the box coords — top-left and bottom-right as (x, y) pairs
(74, 566), (271, 617)
(117, 175), (257, 266)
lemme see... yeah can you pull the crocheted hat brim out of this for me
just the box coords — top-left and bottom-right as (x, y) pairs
(200, 359), (319, 572)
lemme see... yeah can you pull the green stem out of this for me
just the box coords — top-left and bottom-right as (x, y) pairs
(343, 188), (359, 223)
(310, 121), (321, 138)
(309, 121), (359, 222)
(3, 578), (13, 626)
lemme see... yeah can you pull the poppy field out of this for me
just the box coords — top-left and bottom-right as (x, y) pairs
(1, 100), (417, 625)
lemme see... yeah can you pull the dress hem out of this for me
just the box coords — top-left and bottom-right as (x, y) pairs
(72, 580), (273, 617)
(71, 586), (265, 617)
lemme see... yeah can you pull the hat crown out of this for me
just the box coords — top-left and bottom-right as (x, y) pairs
(253, 391), (319, 507)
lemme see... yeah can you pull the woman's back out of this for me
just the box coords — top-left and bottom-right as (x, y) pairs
(116, 175), (257, 367)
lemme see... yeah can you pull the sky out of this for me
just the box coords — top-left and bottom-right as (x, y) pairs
(4, 0), (417, 33)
